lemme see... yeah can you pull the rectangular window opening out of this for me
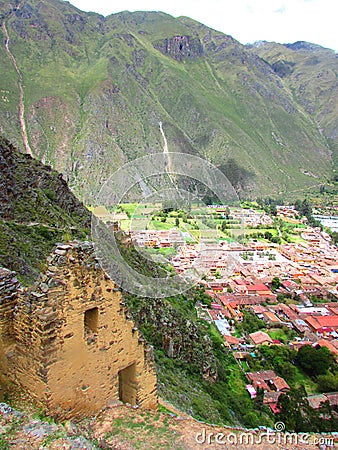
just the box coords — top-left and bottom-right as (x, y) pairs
(84, 307), (99, 338)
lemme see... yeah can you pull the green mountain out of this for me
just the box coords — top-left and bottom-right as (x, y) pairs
(0, 0), (337, 198)
(247, 40), (338, 168)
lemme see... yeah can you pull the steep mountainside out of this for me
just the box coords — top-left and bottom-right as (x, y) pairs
(0, 134), (90, 283)
(248, 40), (338, 166)
(0, 137), (272, 427)
(0, 0), (336, 198)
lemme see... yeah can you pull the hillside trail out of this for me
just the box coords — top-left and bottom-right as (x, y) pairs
(159, 121), (175, 186)
(2, 3), (33, 157)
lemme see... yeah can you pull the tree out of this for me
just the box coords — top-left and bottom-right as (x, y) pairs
(276, 386), (338, 432)
(175, 217), (179, 227)
(258, 345), (297, 382)
(330, 231), (338, 245)
(236, 310), (265, 334)
(264, 231), (273, 240)
(269, 204), (277, 216)
(294, 199), (312, 217)
(296, 345), (333, 377)
(271, 276), (281, 291)
(270, 236), (281, 244)
(317, 373), (338, 392)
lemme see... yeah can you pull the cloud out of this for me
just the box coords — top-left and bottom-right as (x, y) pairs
(275, 5), (286, 13)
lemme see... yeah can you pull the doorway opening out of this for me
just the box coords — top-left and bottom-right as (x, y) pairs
(118, 363), (137, 405)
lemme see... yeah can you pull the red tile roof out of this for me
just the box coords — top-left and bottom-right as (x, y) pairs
(247, 370), (277, 381)
(249, 331), (273, 345)
(224, 335), (240, 345)
(316, 339), (338, 355)
(317, 315), (338, 329)
(247, 284), (271, 292)
(305, 316), (321, 330)
(272, 376), (290, 392)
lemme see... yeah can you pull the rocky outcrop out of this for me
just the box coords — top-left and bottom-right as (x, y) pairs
(125, 294), (217, 382)
(153, 35), (204, 61)
(0, 136), (91, 226)
(0, 136), (91, 283)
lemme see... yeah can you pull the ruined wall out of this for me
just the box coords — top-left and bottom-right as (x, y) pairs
(0, 268), (20, 398)
(5, 242), (157, 419)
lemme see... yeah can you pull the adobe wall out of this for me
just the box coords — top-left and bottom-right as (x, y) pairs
(0, 268), (20, 398)
(8, 242), (158, 419)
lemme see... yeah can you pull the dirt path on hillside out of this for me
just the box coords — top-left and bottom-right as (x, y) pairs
(2, 5), (33, 157)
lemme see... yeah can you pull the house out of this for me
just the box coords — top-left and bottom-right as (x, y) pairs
(292, 319), (310, 334)
(275, 303), (299, 321)
(214, 319), (231, 336)
(211, 302), (222, 310)
(314, 339), (338, 358)
(247, 283), (273, 296)
(262, 311), (282, 325)
(281, 280), (299, 292)
(246, 384), (257, 399)
(271, 376), (290, 392)
(305, 315), (338, 333)
(233, 351), (251, 360)
(250, 305), (267, 316)
(326, 392), (338, 409)
(304, 316), (322, 332)
(263, 391), (282, 414)
(307, 394), (329, 410)
(224, 335), (240, 347)
(247, 371), (290, 397)
(209, 283), (224, 293)
(249, 331), (273, 346)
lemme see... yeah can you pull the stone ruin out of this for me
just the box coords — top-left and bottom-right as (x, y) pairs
(0, 242), (158, 419)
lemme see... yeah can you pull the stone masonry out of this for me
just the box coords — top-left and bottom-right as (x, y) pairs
(0, 242), (158, 419)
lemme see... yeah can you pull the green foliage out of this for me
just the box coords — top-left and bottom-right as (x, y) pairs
(236, 310), (265, 335)
(124, 271), (273, 428)
(271, 276), (281, 291)
(296, 345), (333, 377)
(0, 137), (90, 284)
(0, 4), (335, 200)
(317, 372), (338, 392)
(0, 437), (9, 450)
(257, 345), (297, 383)
(193, 286), (212, 307)
(277, 387), (338, 432)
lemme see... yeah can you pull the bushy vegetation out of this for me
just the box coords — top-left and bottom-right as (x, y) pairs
(154, 324), (274, 428)
(235, 310), (265, 334)
(0, 137), (90, 284)
(277, 387), (338, 432)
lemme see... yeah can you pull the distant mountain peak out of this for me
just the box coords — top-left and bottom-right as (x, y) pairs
(247, 40), (269, 48)
(285, 41), (332, 52)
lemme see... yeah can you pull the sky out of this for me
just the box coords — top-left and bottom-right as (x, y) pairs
(67, 0), (338, 52)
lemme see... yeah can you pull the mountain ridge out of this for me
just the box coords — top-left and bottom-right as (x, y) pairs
(0, 0), (337, 199)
